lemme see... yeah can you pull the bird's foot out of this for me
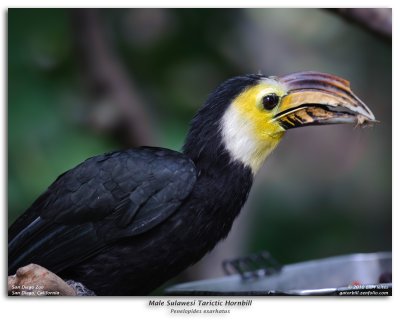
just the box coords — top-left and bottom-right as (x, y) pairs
(65, 280), (96, 296)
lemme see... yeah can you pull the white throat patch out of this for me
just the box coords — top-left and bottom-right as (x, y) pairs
(220, 104), (280, 174)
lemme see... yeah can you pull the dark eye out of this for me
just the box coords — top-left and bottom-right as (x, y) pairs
(262, 94), (279, 110)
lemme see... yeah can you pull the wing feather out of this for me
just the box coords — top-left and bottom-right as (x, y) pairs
(8, 147), (197, 275)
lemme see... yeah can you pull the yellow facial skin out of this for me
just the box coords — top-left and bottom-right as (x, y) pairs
(232, 80), (288, 139)
(223, 79), (288, 173)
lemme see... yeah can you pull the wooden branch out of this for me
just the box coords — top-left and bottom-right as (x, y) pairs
(8, 264), (76, 296)
(328, 8), (392, 42)
(70, 9), (157, 146)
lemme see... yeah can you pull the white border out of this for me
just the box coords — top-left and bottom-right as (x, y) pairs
(1, 2), (397, 320)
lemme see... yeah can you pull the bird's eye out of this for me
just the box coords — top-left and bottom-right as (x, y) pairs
(262, 94), (279, 110)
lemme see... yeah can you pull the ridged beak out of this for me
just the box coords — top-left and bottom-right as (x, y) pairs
(273, 71), (377, 129)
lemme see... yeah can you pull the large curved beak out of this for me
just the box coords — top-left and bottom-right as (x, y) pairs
(273, 71), (377, 129)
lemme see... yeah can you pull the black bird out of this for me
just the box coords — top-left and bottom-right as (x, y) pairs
(8, 72), (375, 295)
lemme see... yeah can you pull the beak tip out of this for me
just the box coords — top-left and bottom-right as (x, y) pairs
(356, 114), (378, 127)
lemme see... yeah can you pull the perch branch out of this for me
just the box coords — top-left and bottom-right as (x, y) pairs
(8, 264), (76, 296)
(328, 8), (392, 42)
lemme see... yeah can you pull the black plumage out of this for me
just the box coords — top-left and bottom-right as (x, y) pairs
(8, 75), (260, 295)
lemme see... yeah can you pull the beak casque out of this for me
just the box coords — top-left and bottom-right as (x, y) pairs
(273, 71), (377, 129)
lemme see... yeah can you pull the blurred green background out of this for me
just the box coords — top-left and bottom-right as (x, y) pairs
(8, 9), (391, 286)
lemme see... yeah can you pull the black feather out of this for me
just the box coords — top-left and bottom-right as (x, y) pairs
(8, 147), (197, 275)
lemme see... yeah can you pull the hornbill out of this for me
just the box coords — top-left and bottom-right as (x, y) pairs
(8, 72), (375, 295)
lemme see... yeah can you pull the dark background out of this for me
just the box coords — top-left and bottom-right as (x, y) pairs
(8, 8), (391, 289)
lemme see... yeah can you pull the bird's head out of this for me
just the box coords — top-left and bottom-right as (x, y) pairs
(184, 72), (376, 174)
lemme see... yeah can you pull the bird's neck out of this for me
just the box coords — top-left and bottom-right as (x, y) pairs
(183, 140), (254, 245)
(183, 134), (254, 202)
(182, 129), (255, 244)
